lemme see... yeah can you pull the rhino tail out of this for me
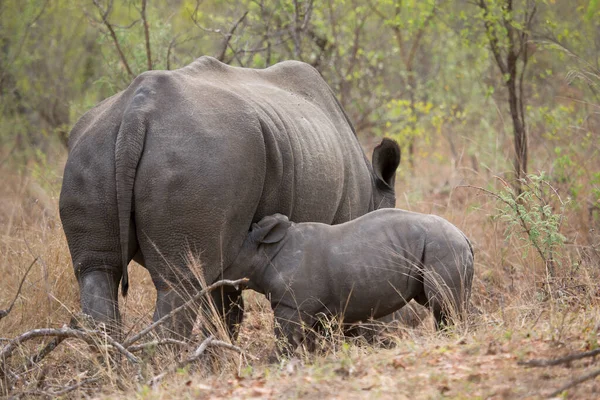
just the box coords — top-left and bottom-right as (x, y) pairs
(115, 89), (150, 297)
(460, 230), (474, 260)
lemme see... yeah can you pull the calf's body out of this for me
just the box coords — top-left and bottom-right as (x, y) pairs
(224, 208), (474, 351)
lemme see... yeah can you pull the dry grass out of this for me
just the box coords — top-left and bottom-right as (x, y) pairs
(1, 141), (600, 399)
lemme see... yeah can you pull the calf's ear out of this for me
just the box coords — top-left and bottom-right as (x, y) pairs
(372, 138), (400, 189)
(252, 214), (291, 244)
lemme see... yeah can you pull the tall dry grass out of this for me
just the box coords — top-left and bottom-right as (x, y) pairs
(1, 133), (600, 397)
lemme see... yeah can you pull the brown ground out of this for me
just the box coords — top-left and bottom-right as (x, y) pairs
(2, 146), (599, 399)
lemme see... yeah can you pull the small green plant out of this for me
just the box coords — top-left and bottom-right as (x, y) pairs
(466, 172), (569, 281)
(495, 172), (569, 278)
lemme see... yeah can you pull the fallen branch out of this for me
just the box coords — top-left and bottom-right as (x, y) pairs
(518, 348), (600, 367)
(547, 367), (600, 398)
(18, 315), (87, 374)
(24, 337), (65, 371)
(0, 327), (141, 381)
(519, 348), (600, 397)
(128, 338), (189, 352)
(0, 258), (37, 321)
(2, 278), (248, 392)
(123, 278), (248, 348)
(209, 339), (245, 352)
(11, 377), (100, 398)
(149, 335), (213, 385)
(51, 377), (101, 396)
(149, 335), (244, 385)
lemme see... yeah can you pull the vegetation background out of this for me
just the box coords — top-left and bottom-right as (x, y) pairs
(1, 0), (600, 398)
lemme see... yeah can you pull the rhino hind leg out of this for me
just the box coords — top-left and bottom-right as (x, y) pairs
(153, 287), (199, 339)
(78, 268), (123, 336)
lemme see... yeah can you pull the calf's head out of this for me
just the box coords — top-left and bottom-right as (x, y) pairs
(226, 214), (292, 281)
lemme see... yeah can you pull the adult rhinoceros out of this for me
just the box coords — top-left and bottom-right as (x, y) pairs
(59, 56), (401, 338)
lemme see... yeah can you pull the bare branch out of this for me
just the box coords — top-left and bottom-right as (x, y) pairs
(0, 0), (49, 87)
(166, 34), (205, 70)
(190, 0), (215, 33)
(366, 0), (387, 20)
(122, 278), (248, 348)
(18, 312), (88, 373)
(50, 377), (101, 396)
(128, 338), (189, 352)
(0, 258), (37, 321)
(301, 0), (314, 31)
(14, 377), (101, 398)
(141, 0), (152, 70)
(518, 348), (600, 367)
(345, 11), (368, 78)
(166, 35), (180, 70)
(0, 327), (141, 380)
(23, 336), (64, 370)
(92, 0), (134, 78)
(477, 0), (508, 75)
(456, 184), (505, 202)
(406, 2), (438, 70)
(548, 368), (600, 398)
(149, 335), (245, 385)
(149, 335), (214, 384)
(216, 11), (249, 62)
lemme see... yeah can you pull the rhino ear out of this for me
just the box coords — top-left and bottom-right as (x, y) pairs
(372, 138), (400, 189)
(252, 214), (291, 244)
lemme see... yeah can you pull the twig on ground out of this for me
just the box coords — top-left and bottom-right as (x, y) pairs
(2, 278), (248, 391)
(10, 377), (100, 398)
(149, 335), (214, 385)
(49, 377), (101, 396)
(149, 335), (246, 385)
(0, 327), (141, 381)
(519, 349), (600, 397)
(128, 338), (189, 352)
(19, 315), (86, 374)
(518, 348), (600, 367)
(547, 367), (600, 398)
(122, 278), (248, 348)
(23, 337), (65, 371)
(0, 258), (37, 321)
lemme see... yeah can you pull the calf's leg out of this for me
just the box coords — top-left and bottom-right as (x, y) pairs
(272, 305), (316, 358)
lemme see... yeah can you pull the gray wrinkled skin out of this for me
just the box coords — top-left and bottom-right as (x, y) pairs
(59, 56), (401, 338)
(224, 208), (474, 352)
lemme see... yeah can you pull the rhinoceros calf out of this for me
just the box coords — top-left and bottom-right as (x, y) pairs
(224, 208), (474, 352)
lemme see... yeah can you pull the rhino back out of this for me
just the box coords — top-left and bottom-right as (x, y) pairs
(61, 57), (374, 284)
(177, 56), (374, 223)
